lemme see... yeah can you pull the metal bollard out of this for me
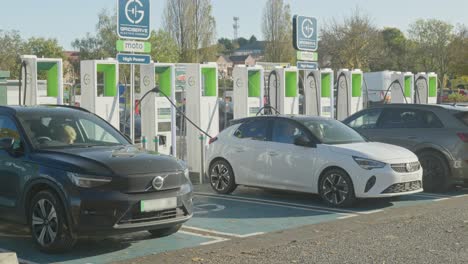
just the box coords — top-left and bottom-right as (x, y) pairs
(154, 136), (159, 153)
(141, 136), (147, 150)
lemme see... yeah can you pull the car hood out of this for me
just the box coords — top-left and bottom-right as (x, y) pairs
(327, 142), (416, 163)
(31, 145), (183, 175)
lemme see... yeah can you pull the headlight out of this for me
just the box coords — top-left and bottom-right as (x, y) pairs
(353, 156), (386, 170)
(67, 172), (112, 188)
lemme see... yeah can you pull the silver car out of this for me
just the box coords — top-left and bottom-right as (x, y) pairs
(343, 104), (468, 192)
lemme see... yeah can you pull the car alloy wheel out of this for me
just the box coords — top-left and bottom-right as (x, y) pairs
(322, 173), (349, 205)
(210, 163), (231, 192)
(32, 199), (58, 247)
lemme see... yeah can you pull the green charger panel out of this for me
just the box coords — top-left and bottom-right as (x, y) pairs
(248, 70), (261, 97)
(321, 73), (331, 98)
(155, 67), (171, 96)
(404, 76), (412, 97)
(352, 73), (362, 97)
(429, 76), (437, 97)
(97, 64), (117, 97)
(201, 67), (217, 97)
(0, 71), (9, 105)
(285, 71), (298, 97)
(37, 62), (59, 97)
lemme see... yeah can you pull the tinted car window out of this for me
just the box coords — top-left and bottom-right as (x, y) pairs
(347, 108), (382, 129)
(233, 119), (268, 141)
(378, 109), (443, 129)
(297, 118), (366, 145)
(272, 119), (307, 145)
(0, 116), (22, 150)
(455, 111), (468, 127)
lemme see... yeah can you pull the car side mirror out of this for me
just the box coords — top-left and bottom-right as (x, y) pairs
(294, 135), (311, 147)
(0, 138), (15, 151)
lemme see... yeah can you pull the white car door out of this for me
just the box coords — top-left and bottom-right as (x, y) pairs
(264, 119), (318, 192)
(227, 119), (270, 186)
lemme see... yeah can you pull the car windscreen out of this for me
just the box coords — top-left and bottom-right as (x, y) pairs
(296, 118), (366, 145)
(17, 110), (130, 149)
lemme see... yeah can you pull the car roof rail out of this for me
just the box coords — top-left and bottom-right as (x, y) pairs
(44, 104), (91, 113)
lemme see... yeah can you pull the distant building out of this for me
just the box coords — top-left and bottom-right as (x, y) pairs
(229, 55), (256, 66)
(232, 41), (266, 58)
(216, 55), (233, 77)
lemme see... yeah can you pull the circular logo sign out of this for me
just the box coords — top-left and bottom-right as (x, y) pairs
(188, 76), (195, 87)
(235, 78), (243, 88)
(152, 176), (165, 190)
(301, 18), (315, 39)
(143, 76), (151, 87)
(125, 0), (145, 24)
(83, 74), (91, 86)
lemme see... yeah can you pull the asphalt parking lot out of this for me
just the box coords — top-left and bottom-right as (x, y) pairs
(1, 184), (467, 264)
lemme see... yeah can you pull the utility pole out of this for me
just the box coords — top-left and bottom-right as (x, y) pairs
(233, 17), (240, 41)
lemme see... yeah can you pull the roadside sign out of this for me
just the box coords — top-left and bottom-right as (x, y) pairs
(297, 61), (319, 70)
(293, 15), (318, 51)
(116, 40), (151, 53)
(296, 51), (318, 61)
(117, 0), (151, 40)
(117, 53), (151, 64)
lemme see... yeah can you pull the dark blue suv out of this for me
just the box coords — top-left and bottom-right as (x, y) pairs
(0, 106), (193, 253)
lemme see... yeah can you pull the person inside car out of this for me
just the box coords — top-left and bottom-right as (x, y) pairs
(58, 125), (77, 144)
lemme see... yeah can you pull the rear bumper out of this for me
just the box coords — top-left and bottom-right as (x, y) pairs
(69, 182), (193, 236)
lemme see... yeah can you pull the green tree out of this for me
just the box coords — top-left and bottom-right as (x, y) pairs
(0, 30), (26, 78)
(448, 25), (468, 76)
(408, 19), (454, 86)
(262, 0), (295, 63)
(236, 37), (248, 47)
(24, 37), (64, 59)
(371, 27), (413, 71)
(318, 9), (383, 71)
(249, 35), (257, 43)
(149, 30), (180, 62)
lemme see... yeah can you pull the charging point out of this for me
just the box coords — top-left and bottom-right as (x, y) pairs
(0, 71), (9, 105)
(181, 63), (219, 183)
(140, 62), (177, 156)
(415, 72), (438, 104)
(80, 59), (119, 129)
(233, 65), (264, 119)
(336, 69), (363, 120)
(19, 55), (63, 105)
(268, 66), (299, 115)
(303, 69), (334, 118)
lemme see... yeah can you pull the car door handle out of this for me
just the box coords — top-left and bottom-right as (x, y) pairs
(268, 151), (279, 156)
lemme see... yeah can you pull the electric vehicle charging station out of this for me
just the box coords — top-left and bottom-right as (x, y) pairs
(303, 69), (334, 117)
(336, 69), (363, 120)
(232, 65), (264, 119)
(390, 72), (414, 104)
(0, 71), (9, 105)
(267, 66), (299, 115)
(415, 72), (438, 104)
(181, 63), (219, 182)
(140, 62), (177, 156)
(19, 55), (63, 105)
(80, 59), (120, 128)
(363, 70), (413, 104)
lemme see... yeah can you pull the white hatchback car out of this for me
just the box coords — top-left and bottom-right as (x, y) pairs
(206, 116), (423, 207)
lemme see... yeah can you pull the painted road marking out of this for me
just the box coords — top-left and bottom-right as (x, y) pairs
(195, 192), (358, 216)
(0, 248), (39, 264)
(183, 226), (264, 238)
(178, 230), (229, 245)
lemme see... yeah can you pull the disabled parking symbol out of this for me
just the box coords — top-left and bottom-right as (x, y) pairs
(193, 203), (225, 215)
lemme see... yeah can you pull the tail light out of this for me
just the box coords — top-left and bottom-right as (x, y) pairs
(457, 133), (468, 143)
(208, 136), (218, 144)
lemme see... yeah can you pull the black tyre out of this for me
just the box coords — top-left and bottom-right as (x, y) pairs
(29, 190), (76, 253)
(148, 224), (181, 238)
(418, 151), (451, 193)
(319, 169), (356, 208)
(209, 159), (237, 194)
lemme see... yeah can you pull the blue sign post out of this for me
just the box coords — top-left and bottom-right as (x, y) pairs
(293, 15), (318, 51)
(117, 0), (151, 40)
(117, 53), (151, 64)
(297, 62), (318, 70)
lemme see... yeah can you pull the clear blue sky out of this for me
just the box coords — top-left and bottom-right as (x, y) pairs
(1, 0), (467, 50)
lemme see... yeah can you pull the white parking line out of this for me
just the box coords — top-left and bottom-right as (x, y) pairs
(195, 192), (359, 216)
(0, 248), (38, 264)
(182, 226), (264, 238)
(414, 193), (453, 198)
(178, 230), (229, 245)
(454, 194), (468, 198)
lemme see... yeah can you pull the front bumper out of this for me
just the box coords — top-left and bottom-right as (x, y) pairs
(353, 165), (423, 198)
(68, 182), (193, 236)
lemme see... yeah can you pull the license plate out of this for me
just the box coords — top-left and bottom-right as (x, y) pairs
(141, 197), (177, 212)
(402, 173), (420, 182)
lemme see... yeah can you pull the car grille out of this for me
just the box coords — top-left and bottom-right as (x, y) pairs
(382, 180), (422, 194)
(391, 161), (421, 173)
(118, 171), (185, 194)
(118, 206), (187, 225)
